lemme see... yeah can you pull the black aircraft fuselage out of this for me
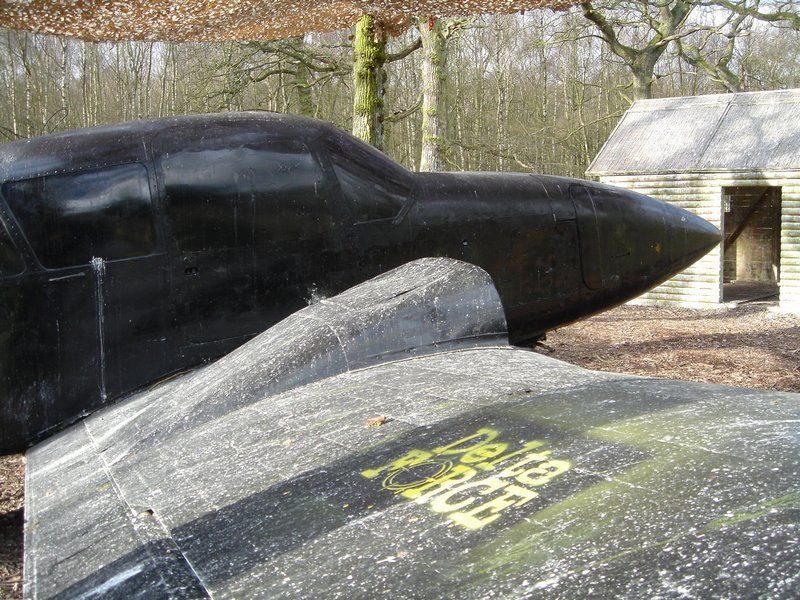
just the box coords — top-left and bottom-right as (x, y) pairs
(0, 112), (720, 452)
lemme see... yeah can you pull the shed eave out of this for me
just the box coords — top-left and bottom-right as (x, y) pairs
(586, 167), (800, 178)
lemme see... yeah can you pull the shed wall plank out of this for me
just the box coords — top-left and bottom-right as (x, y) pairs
(598, 174), (725, 306)
(600, 171), (799, 310)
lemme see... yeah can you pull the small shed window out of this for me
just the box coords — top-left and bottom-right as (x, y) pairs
(3, 163), (156, 269)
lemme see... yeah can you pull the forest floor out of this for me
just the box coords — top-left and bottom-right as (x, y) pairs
(1, 301), (798, 598)
(538, 302), (800, 392)
(0, 455), (23, 600)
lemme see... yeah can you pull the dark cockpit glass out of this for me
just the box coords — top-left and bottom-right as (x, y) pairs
(324, 133), (413, 223)
(3, 163), (156, 269)
(0, 218), (24, 277)
(161, 136), (330, 252)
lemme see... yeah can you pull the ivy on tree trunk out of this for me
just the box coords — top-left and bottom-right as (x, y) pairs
(352, 14), (387, 149)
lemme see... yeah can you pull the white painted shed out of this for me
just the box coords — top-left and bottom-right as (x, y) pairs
(587, 88), (800, 310)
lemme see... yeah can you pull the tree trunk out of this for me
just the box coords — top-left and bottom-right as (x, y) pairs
(7, 35), (18, 136)
(418, 16), (448, 172)
(352, 14), (386, 149)
(629, 49), (662, 100)
(288, 37), (316, 117)
(631, 64), (654, 100)
(58, 38), (68, 127)
(294, 60), (315, 117)
(22, 42), (33, 137)
(80, 43), (90, 126)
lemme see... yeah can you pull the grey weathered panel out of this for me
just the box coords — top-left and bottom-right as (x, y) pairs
(85, 258), (509, 466)
(25, 343), (800, 599)
(588, 97), (729, 175)
(24, 256), (799, 599)
(589, 89), (800, 176)
(703, 100), (800, 170)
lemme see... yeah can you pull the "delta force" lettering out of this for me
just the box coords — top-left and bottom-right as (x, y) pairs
(360, 427), (571, 530)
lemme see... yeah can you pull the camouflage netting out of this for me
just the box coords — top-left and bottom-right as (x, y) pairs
(0, 0), (571, 42)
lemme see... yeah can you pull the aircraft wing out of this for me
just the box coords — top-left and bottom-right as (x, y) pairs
(24, 259), (800, 599)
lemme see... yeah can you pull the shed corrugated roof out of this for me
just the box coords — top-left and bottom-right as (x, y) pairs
(587, 89), (800, 176)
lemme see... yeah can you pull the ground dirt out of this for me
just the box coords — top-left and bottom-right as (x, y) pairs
(0, 455), (23, 600)
(538, 303), (800, 392)
(1, 302), (798, 598)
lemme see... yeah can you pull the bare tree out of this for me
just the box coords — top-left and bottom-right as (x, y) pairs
(351, 15), (421, 149)
(352, 14), (389, 147)
(676, 8), (751, 92)
(580, 0), (696, 100)
(707, 0), (800, 29)
(1, 7), (800, 177)
(417, 17), (470, 171)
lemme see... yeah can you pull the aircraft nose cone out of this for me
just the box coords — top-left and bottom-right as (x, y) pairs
(576, 183), (721, 301)
(680, 209), (722, 265)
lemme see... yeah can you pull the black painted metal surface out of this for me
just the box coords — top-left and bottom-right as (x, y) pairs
(24, 259), (799, 599)
(0, 112), (720, 451)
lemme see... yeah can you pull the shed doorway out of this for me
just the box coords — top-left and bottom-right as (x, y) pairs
(722, 186), (781, 303)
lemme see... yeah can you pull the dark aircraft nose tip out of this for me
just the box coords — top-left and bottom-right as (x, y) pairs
(681, 210), (722, 264)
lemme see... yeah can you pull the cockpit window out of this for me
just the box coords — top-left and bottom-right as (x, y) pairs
(0, 219), (24, 277)
(325, 134), (413, 223)
(3, 163), (156, 269)
(160, 136), (330, 252)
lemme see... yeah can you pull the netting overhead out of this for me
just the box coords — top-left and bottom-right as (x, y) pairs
(0, 0), (571, 42)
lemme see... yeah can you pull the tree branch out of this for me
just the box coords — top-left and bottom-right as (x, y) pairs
(386, 37), (422, 62)
(384, 93), (423, 122)
(580, 1), (638, 62)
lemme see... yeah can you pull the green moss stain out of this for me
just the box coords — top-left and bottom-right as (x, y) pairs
(705, 491), (800, 531)
(460, 405), (768, 579)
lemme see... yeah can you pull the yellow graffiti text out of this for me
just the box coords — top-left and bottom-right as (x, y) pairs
(360, 427), (571, 530)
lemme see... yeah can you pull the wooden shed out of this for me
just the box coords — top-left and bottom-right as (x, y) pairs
(587, 89), (800, 310)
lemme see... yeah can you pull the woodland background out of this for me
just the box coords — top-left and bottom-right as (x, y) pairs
(2, 5), (800, 596)
(1, 1), (800, 178)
